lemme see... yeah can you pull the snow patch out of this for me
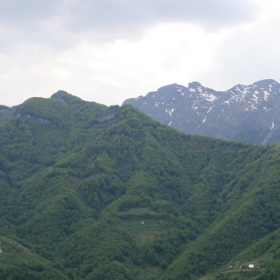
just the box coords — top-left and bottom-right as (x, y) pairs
(235, 85), (250, 95)
(168, 109), (175, 117)
(197, 87), (205, 94)
(251, 104), (257, 110)
(263, 91), (269, 101)
(168, 121), (172, 126)
(189, 88), (196, 92)
(202, 118), (206, 123)
(175, 86), (185, 93)
(252, 92), (259, 103)
(271, 121), (275, 130)
(200, 93), (217, 102)
(229, 86), (249, 103)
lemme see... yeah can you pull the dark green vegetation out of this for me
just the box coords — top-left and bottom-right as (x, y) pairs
(0, 105), (14, 124)
(0, 91), (280, 279)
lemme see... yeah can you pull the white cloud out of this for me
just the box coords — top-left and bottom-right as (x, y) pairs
(197, 0), (280, 90)
(0, 0), (256, 51)
(1, 0), (280, 107)
(0, 23), (224, 106)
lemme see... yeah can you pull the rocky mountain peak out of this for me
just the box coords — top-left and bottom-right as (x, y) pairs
(123, 79), (280, 144)
(252, 79), (278, 87)
(188, 81), (202, 88)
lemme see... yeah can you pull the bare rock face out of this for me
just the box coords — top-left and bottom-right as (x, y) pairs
(123, 79), (280, 144)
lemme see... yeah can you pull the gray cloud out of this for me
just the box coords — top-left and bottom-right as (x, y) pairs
(0, 0), (62, 26)
(0, 0), (258, 49)
(66, 0), (256, 32)
(0, 0), (66, 52)
(1, 0), (274, 109)
(196, 12), (280, 92)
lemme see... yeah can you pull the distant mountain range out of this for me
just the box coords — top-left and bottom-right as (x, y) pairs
(123, 79), (280, 144)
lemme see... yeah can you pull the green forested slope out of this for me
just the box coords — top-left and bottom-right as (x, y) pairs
(0, 91), (279, 279)
(162, 144), (280, 279)
(0, 105), (14, 124)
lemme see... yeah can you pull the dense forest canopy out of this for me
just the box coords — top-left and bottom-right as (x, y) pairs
(0, 91), (279, 279)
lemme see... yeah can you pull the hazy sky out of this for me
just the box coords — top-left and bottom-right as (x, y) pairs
(1, 0), (280, 107)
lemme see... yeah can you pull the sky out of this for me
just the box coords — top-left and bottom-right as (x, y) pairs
(1, 0), (280, 107)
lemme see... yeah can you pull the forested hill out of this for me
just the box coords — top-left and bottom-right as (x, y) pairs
(0, 104), (14, 124)
(0, 91), (280, 279)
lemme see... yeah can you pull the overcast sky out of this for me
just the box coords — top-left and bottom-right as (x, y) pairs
(1, 0), (280, 107)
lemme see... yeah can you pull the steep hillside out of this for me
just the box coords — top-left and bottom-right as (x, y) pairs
(123, 79), (280, 145)
(162, 143), (280, 279)
(0, 91), (279, 279)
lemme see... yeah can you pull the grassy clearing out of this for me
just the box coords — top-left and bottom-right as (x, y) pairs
(0, 236), (50, 266)
(201, 254), (274, 280)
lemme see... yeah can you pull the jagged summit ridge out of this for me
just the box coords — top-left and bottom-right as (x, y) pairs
(123, 79), (280, 144)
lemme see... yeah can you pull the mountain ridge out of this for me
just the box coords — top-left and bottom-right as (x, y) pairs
(0, 91), (280, 279)
(123, 79), (280, 145)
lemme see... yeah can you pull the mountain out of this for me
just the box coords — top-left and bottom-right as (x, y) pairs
(0, 105), (14, 124)
(0, 91), (280, 279)
(123, 79), (280, 145)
